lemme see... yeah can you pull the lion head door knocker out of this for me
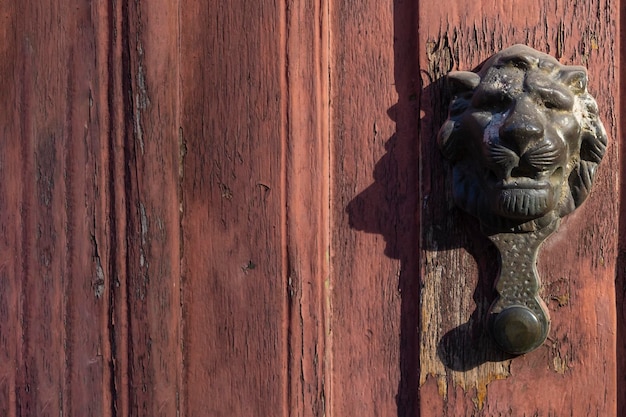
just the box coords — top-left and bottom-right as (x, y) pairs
(438, 45), (607, 355)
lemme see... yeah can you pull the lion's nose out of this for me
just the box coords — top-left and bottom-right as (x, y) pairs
(499, 101), (545, 154)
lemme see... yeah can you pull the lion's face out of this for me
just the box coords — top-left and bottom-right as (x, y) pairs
(438, 45), (607, 233)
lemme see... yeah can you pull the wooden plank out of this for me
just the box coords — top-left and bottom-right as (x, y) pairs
(329, 1), (420, 416)
(417, 1), (619, 415)
(108, 1), (131, 414)
(0, 2), (114, 416)
(618, 4), (626, 416)
(179, 1), (289, 415)
(0, 6), (23, 415)
(3, 1), (621, 416)
(121, 1), (183, 416)
(284, 1), (331, 416)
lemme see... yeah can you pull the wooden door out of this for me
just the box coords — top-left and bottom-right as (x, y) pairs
(0, 0), (622, 416)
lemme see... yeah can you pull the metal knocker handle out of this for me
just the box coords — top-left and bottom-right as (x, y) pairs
(438, 45), (607, 355)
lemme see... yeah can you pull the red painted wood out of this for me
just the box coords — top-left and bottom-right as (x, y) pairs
(0, 0), (622, 416)
(122, 1), (183, 415)
(283, 1), (331, 416)
(330, 1), (419, 416)
(619, 5), (626, 417)
(179, 1), (289, 416)
(0, 2), (113, 416)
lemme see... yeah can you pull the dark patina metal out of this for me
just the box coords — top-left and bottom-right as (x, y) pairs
(438, 45), (607, 355)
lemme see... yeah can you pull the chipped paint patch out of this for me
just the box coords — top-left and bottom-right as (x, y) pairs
(549, 338), (572, 374)
(551, 293), (570, 307)
(420, 245), (512, 410)
(134, 39), (150, 155)
(473, 370), (510, 410)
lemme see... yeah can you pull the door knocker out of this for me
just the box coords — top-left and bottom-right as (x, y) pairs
(437, 45), (607, 354)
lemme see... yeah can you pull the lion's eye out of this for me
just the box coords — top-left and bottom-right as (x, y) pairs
(539, 89), (573, 110)
(544, 101), (559, 109)
(473, 92), (511, 110)
(543, 99), (571, 111)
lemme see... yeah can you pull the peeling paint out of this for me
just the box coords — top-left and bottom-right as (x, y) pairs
(219, 182), (233, 200)
(551, 293), (570, 307)
(134, 38), (150, 155)
(425, 34), (454, 84)
(473, 370), (510, 410)
(549, 338), (572, 374)
(140, 202), (149, 244)
(420, 244), (512, 410)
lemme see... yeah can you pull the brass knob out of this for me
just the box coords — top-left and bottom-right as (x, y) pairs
(491, 306), (543, 355)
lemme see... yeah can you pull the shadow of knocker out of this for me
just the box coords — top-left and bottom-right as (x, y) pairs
(345, 99), (422, 416)
(346, 77), (510, 389)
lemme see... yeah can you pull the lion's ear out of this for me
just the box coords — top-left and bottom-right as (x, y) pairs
(559, 66), (588, 94)
(447, 71), (480, 95)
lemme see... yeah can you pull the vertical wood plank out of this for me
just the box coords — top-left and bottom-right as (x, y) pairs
(0, 6), (23, 416)
(179, 1), (289, 415)
(285, 0), (331, 416)
(417, 1), (619, 415)
(108, 1), (131, 414)
(0, 2), (114, 416)
(617, 2), (626, 415)
(122, 1), (183, 415)
(330, 1), (420, 416)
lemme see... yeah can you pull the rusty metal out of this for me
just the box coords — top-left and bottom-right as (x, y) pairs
(438, 44), (607, 354)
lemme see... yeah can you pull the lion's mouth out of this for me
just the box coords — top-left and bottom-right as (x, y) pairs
(490, 182), (555, 220)
(495, 178), (551, 190)
(484, 165), (565, 221)
(487, 166), (564, 191)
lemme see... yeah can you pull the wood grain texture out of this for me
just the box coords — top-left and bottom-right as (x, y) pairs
(417, 1), (619, 415)
(180, 0), (334, 414)
(1, 0), (623, 416)
(619, 4), (626, 417)
(0, 1), (185, 415)
(179, 1), (289, 416)
(122, 0), (183, 415)
(0, 1), (114, 416)
(284, 1), (331, 416)
(331, 1), (420, 416)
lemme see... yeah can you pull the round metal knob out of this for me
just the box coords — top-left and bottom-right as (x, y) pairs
(491, 306), (544, 355)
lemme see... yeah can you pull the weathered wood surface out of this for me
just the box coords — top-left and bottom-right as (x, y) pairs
(122, 1), (183, 415)
(0, 2), (113, 416)
(0, 0), (623, 416)
(0, 0), (309, 415)
(1, 0), (186, 415)
(331, 0), (419, 416)
(180, 1), (289, 416)
(333, 0), (621, 416)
